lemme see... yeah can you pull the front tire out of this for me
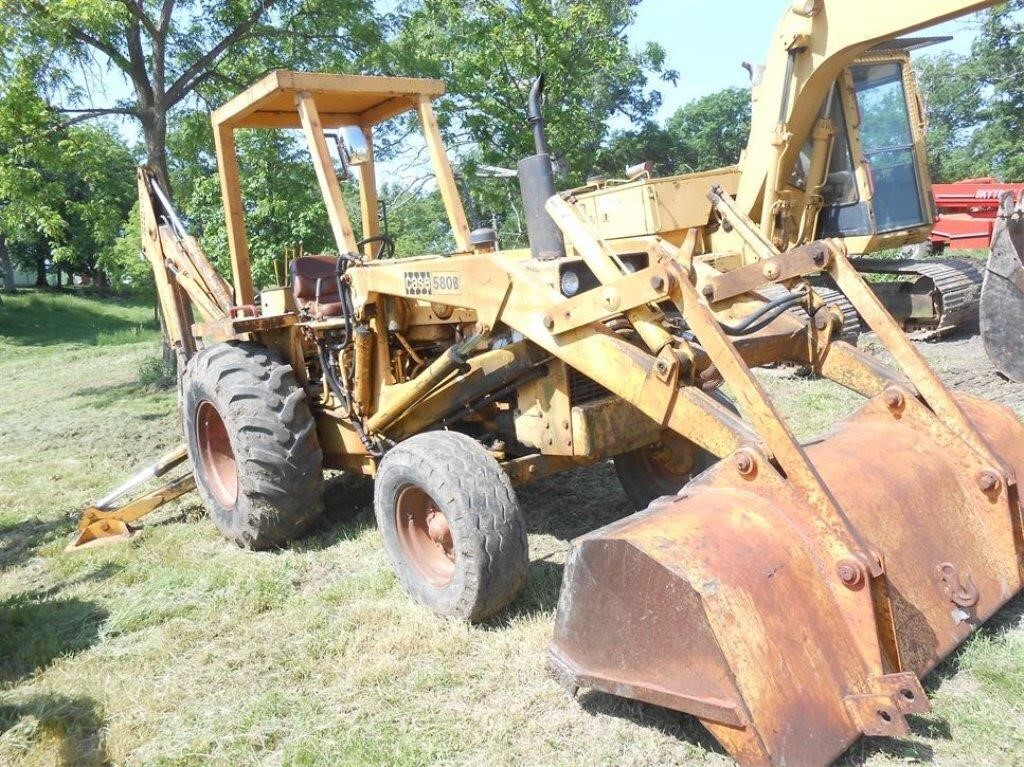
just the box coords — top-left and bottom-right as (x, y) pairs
(182, 342), (324, 549)
(374, 431), (528, 622)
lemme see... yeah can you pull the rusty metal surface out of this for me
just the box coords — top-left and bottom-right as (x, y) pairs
(552, 387), (1024, 767)
(981, 192), (1024, 382)
(702, 241), (831, 303)
(68, 472), (197, 552)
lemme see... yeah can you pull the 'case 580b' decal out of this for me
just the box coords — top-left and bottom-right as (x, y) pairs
(404, 271), (461, 296)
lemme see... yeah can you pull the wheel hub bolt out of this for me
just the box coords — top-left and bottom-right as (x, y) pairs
(883, 388), (904, 411)
(837, 559), (865, 588)
(977, 470), (1000, 493)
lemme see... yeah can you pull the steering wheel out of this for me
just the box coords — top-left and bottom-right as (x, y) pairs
(356, 234), (396, 260)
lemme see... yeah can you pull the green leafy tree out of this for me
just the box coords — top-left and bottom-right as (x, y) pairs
(593, 120), (677, 178)
(666, 86), (751, 173)
(914, 54), (984, 183)
(909, 4), (1024, 184)
(391, 0), (674, 239)
(592, 87), (751, 181)
(0, 60), (65, 293)
(395, 0), (672, 175)
(969, 1), (1024, 180)
(0, 56), (137, 291)
(51, 125), (138, 280)
(5, 0), (384, 192)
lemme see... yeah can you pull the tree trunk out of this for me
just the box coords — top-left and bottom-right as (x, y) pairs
(35, 254), (48, 287)
(141, 109), (171, 197)
(0, 233), (15, 294)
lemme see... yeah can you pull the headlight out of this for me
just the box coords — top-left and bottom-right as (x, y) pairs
(560, 269), (581, 297)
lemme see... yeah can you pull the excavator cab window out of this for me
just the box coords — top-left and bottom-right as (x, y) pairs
(817, 60), (928, 240)
(790, 89), (858, 206)
(852, 62), (927, 232)
(819, 89), (858, 206)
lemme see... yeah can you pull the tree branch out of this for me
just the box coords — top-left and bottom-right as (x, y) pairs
(56, 107), (141, 127)
(159, 0), (177, 34)
(118, 0), (159, 38)
(24, 0), (134, 74)
(165, 0), (276, 106)
(125, 17), (155, 105)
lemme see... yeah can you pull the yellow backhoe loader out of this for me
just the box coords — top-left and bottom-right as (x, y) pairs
(73, 3), (1024, 764)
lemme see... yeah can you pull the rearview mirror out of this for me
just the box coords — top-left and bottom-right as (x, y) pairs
(342, 126), (371, 166)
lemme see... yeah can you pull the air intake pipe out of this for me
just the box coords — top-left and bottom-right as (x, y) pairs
(518, 76), (566, 261)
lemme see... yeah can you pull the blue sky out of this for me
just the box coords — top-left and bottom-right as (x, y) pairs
(630, 0), (982, 122)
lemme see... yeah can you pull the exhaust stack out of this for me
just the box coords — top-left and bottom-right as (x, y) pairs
(518, 76), (565, 261)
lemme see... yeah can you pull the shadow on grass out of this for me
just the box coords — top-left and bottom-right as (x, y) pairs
(71, 381), (151, 410)
(581, 693), (730, 759)
(0, 293), (156, 348)
(0, 516), (70, 570)
(517, 461), (634, 543)
(292, 473), (377, 553)
(0, 693), (110, 767)
(0, 591), (107, 685)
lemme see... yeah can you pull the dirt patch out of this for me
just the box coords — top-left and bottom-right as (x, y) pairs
(863, 329), (1024, 414)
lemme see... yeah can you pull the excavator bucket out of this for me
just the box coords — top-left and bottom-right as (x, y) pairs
(981, 191), (1024, 382)
(66, 446), (195, 553)
(551, 391), (1024, 766)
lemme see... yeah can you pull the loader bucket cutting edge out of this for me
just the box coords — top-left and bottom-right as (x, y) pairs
(981, 192), (1024, 383)
(551, 390), (1024, 767)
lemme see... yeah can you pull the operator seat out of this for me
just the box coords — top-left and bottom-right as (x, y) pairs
(290, 255), (345, 318)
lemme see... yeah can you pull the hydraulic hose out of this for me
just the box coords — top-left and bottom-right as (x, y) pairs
(720, 287), (809, 337)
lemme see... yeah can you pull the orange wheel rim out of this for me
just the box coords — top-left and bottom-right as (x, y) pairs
(395, 485), (455, 588)
(195, 401), (238, 508)
(646, 440), (695, 483)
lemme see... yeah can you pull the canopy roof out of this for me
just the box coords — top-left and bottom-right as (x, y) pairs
(211, 70), (446, 130)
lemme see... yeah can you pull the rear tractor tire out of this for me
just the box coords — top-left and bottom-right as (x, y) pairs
(181, 341), (325, 549)
(373, 431), (529, 622)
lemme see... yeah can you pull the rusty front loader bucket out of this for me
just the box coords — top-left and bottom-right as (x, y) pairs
(549, 196), (1024, 766)
(981, 191), (1024, 383)
(552, 391), (1024, 765)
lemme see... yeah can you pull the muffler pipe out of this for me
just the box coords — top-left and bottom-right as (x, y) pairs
(518, 75), (566, 261)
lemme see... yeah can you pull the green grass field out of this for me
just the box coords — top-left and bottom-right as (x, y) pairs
(0, 291), (1021, 766)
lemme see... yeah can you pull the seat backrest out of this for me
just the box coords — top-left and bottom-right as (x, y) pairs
(290, 255), (340, 311)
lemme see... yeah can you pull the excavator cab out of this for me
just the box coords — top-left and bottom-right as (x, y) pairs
(798, 51), (933, 249)
(778, 45), (983, 338)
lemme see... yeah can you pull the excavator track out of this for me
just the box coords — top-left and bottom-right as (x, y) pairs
(810, 284), (862, 342)
(762, 283), (862, 343)
(849, 257), (983, 340)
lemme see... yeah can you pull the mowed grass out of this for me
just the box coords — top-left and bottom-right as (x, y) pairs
(1, 291), (1022, 766)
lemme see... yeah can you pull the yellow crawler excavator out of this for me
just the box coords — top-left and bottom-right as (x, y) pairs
(572, 3), (995, 343)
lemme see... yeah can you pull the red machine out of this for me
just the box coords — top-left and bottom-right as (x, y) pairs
(929, 178), (1024, 251)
